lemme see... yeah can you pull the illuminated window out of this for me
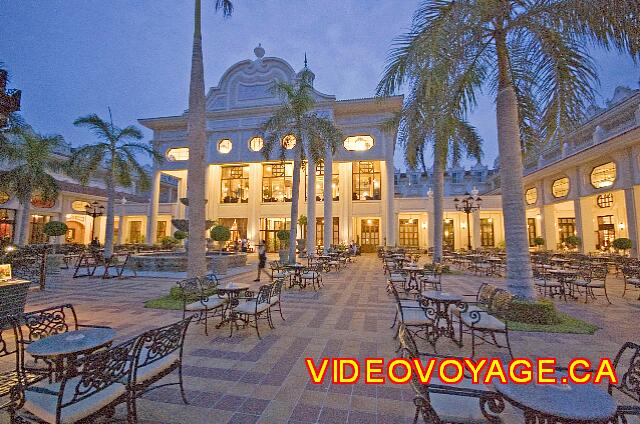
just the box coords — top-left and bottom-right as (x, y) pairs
(590, 162), (616, 188)
(0, 192), (9, 205)
(218, 139), (232, 154)
(166, 147), (189, 161)
(249, 136), (264, 152)
(221, 165), (249, 203)
(282, 134), (296, 150)
(343, 135), (374, 151)
(552, 177), (569, 198)
(262, 162), (293, 202)
(352, 161), (381, 201)
(31, 194), (55, 209)
(71, 200), (90, 212)
(305, 162), (339, 201)
(525, 187), (537, 205)
(597, 193), (614, 208)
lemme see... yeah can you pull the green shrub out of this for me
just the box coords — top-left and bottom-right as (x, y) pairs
(210, 225), (231, 242)
(160, 236), (179, 249)
(174, 230), (187, 240)
(533, 237), (544, 246)
(612, 237), (632, 251)
(169, 286), (184, 299)
(505, 299), (561, 325)
(276, 229), (290, 248)
(565, 235), (581, 248)
(43, 221), (68, 237)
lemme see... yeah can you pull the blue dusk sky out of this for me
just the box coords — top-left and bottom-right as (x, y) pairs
(2, 1), (639, 170)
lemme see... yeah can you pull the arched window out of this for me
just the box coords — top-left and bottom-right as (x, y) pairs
(590, 162), (616, 188)
(343, 135), (374, 151)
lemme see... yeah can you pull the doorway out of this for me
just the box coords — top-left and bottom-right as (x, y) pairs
(360, 218), (380, 252)
(443, 219), (455, 251)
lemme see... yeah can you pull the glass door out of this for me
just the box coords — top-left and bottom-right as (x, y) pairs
(443, 219), (455, 251)
(360, 219), (380, 252)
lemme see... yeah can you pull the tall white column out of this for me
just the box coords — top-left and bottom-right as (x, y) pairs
(472, 210), (481, 249)
(306, 159), (316, 254)
(542, 204), (556, 250)
(573, 199), (584, 253)
(625, 188), (639, 257)
(117, 200), (126, 245)
(384, 159), (396, 247)
(323, 154), (333, 252)
(146, 171), (161, 245)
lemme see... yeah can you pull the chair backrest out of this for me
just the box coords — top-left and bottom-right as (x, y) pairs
(176, 277), (203, 312)
(610, 342), (640, 403)
(0, 316), (22, 378)
(203, 273), (219, 287)
(270, 278), (284, 301)
(21, 304), (79, 342)
(59, 337), (135, 412)
(589, 265), (608, 282)
(254, 285), (272, 311)
(131, 316), (193, 382)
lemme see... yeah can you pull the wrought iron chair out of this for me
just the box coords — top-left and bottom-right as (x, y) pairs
(0, 316), (45, 418)
(622, 266), (640, 300)
(10, 337), (135, 424)
(573, 265), (611, 304)
(128, 316), (193, 423)
(450, 285), (514, 358)
(233, 284), (273, 339)
(419, 268), (442, 291)
(389, 283), (435, 348)
(268, 278), (286, 322)
(607, 341), (640, 421)
(397, 324), (506, 424)
(301, 263), (323, 290)
(19, 304), (112, 377)
(177, 277), (226, 336)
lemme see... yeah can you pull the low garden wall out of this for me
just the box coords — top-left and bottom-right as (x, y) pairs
(129, 252), (247, 273)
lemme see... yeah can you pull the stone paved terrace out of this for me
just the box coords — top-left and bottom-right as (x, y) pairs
(3, 253), (640, 423)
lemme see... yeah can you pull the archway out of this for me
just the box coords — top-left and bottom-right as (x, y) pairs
(65, 220), (85, 244)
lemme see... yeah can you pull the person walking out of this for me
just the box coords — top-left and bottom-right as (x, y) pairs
(254, 240), (268, 282)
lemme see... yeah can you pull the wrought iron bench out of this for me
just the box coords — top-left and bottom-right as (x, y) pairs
(177, 276), (226, 336)
(72, 251), (100, 278)
(102, 251), (136, 279)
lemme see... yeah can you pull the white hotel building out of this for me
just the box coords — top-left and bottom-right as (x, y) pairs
(7, 47), (640, 257)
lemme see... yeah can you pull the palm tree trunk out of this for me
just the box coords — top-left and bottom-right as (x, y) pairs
(495, 33), (534, 298)
(103, 171), (116, 259)
(289, 152), (302, 263)
(186, 0), (207, 277)
(17, 198), (31, 246)
(432, 144), (445, 264)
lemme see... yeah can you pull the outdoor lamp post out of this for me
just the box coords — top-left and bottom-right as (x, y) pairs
(85, 201), (105, 240)
(454, 188), (481, 251)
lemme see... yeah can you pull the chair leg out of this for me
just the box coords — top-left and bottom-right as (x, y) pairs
(127, 392), (139, 424)
(390, 310), (398, 329)
(604, 286), (612, 304)
(179, 362), (189, 404)
(471, 329), (476, 358)
(505, 330), (514, 359)
(278, 302), (285, 321)
(255, 315), (261, 339)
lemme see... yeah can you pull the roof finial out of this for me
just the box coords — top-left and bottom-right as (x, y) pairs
(304, 52), (308, 69)
(254, 43), (265, 59)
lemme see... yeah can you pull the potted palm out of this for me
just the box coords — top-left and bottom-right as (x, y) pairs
(276, 229), (290, 262)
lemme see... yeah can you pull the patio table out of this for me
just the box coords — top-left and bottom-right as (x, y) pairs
(549, 269), (578, 300)
(284, 263), (306, 288)
(216, 282), (250, 336)
(494, 375), (617, 423)
(420, 290), (464, 348)
(26, 327), (116, 380)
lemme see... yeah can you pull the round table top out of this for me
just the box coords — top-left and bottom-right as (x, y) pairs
(219, 282), (251, 291)
(26, 327), (116, 357)
(421, 290), (462, 302)
(487, 257), (502, 262)
(494, 377), (617, 421)
(551, 258), (571, 262)
(549, 269), (577, 275)
(403, 266), (420, 271)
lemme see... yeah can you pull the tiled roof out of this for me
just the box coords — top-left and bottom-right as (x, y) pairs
(57, 180), (149, 204)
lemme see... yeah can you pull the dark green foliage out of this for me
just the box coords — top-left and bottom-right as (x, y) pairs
(43, 221), (68, 237)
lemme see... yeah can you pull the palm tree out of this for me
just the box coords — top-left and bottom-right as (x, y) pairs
(70, 113), (161, 259)
(378, 0), (640, 298)
(261, 68), (343, 263)
(0, 128), (63, 245)
(396, 71), (482, 264)
(185, 0), (233, 278)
